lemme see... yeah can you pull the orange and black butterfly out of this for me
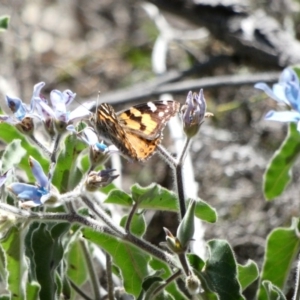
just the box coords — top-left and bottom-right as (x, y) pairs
(90, 101), (180, 161)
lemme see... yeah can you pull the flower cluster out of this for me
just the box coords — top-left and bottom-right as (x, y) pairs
(0, 82), (119, 207)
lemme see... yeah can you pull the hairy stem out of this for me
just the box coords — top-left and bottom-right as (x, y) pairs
(152, 269), (182, 297)
(69, 279), (93, 300)
(106, 252), (114, 300)
(50, 133), (63, 163)
(293, 256), (300, 300)
(80, 239), (101, 300)
(125, 201), (139, 232)
(29, 134), (52, 158)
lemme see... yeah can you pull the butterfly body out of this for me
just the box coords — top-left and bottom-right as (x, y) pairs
(91, 100), (180, 161)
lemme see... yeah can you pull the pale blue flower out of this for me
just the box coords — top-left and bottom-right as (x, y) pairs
(67, 126), (118, 166)
(255, 68), (300, 131)
(0, 82), (45, 124)
(35, 88), (90, 127)
(8, 156), (58, 207)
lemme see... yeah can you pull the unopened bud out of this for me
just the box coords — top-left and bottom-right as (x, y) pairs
(16, 116), (34, 134)
(85, 169), (119, 191)
(176, 200), (196, 251)
(185, 274), (201, 295)
(181, 89), (213, 138)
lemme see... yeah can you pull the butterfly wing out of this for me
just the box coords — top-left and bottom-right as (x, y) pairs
(93, 103), (139, 160)
(92, 101), (180, 161)
(125, 132), (160, 161)
(117, 100), (180, 140)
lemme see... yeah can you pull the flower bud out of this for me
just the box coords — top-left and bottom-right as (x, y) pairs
(185, 274), (201, 295)
(181, 89), (213, 137)
(176, 200), (196, 251)
(15, 116), (34, 134)
(85, 169), (119, 191)
(163, 227), (185, 254)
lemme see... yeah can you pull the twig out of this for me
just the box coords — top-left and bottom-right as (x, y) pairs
(92, 71), (279, 107)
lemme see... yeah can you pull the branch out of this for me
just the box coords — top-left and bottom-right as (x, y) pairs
(94, 71), (279, 107)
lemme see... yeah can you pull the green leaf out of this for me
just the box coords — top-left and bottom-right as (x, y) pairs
(82, 227), (151, 297)
(26, 281), (40, 300)
(0, 226), (28, 299)
(238, 260), (259, 291)
(105, 189), (133, 206)
(31, 223), (70, 300)
(52, 134), (86, 192)
(105, 184), (217, 223)
(0, 15), (9, 31)
(258, 218), (300, 300)
(66, 240), (88, 286)
(1, 140), (26, 172)
(188, 253), (217, 300)
(262, 281), (286, 300)
(263, 123), (300, 200)
(0, 123), (49, 181)
(120, 213), (146, 237)
(192, 198), (217, 223)
(200, 240), (245, 300)
(187, 253), (205, 273)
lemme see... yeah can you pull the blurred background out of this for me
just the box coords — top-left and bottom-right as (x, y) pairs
(1, 0), (300, 297)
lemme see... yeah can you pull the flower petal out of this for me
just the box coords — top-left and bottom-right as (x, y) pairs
(30, 82), (45, 112)
(69, 105), (91, 122)
(254, 83), (285, 103)
(9, 183), (42, 203)
(62, 90), (76, 106)
(29, 156), (49, 188)
(265, 110), (300, 122)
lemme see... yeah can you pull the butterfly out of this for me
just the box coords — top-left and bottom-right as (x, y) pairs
(90, 100), (180, 161)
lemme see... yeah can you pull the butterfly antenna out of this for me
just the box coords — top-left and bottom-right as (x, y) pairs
(96, 91), (101, 112)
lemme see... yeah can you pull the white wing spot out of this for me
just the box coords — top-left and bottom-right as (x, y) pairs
(158, 111), (165, 117)
(147, 102), (157, 112)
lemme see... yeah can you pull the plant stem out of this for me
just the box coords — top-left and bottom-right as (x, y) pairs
(175, 137), (191, 218)
(50, 133), (63, 163)
(80, 239), (101, 300)
(125, 201), (139, 232)
(29, 134), (52, 157)
(105, 252), (114, 300)
(0, 202), (177, 269)
(177, 253), (191, 276)
(69, 279), (93, 300)
(293, 256), (300, 300)
(158, 138), (191, 219)
(157, 144), (177, 168)
(152, 269), (182, 297)
(81, 194), (126, 237)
